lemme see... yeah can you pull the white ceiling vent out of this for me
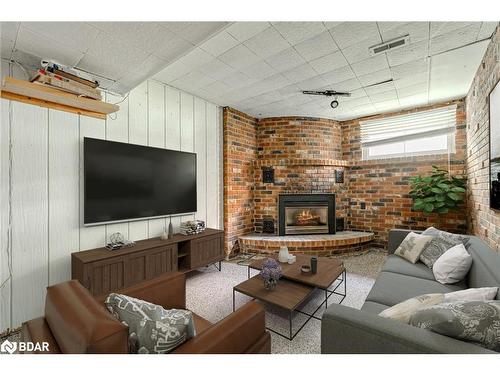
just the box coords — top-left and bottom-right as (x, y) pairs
(370, 35), (410, 56)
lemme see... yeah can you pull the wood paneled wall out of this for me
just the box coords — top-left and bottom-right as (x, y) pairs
(0, 63), (223, 331)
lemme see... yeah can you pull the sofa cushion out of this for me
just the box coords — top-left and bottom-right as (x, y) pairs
(394, 232), (434, 263)
(382, 255), (435, 280)
(365, 271), (466, 307)
(419, 236), (463, 268)
(379, 293), (445, 323)
(361, 301), (390, 314)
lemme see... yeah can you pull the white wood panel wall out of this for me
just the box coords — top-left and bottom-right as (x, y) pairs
(0, 62), (223, 331)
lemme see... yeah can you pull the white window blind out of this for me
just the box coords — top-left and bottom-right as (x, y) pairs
(360, 105), (457, 148)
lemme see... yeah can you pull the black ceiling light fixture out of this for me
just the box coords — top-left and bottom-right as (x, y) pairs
(302, 89), (351, 110)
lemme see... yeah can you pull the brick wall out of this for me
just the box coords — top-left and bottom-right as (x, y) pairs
(223, 107), (258, 255)
(342, 100), (468, 247)
(465, 25), (500, 252)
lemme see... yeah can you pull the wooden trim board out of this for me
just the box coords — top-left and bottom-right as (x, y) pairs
(1, 77), (119, 119)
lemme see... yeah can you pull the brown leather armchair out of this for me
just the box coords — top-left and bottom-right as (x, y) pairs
(21, 272), (271, 354)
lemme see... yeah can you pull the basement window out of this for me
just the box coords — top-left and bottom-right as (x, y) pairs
(360, 105), (457, 160)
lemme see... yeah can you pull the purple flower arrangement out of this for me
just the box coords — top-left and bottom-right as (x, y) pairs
(260, 258), (282, 290)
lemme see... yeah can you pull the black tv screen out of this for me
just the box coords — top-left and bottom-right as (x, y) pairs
(84, 137), (196, 225)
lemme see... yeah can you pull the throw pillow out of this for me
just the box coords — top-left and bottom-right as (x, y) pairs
(409, 300), (500, 352)
(379, 293), (444, 323)
(432, 243), (472, 284)
(105, 293), (196, 354)
(444, 287), (499, 302)
(394, 232), (434, 263)
(421, 227), (470, 245)
(419, 236), (463, 269)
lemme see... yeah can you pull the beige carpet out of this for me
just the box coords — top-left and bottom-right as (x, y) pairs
(187, 249), (386, 354)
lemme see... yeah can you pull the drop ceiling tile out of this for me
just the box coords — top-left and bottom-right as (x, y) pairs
(168, 22), (228, 45)
(243, 27), (290, 58)
(0, 22), (19, 42)
(17, 26), (85, 67)
(343, 88), (368, 100)
(110, 55), (167, 93)
(282, 63), (317, 83)
(240, 60), (276, 79)
(221, 71), (258, 89)
(397, 82), (428, 97)
(329, 22), (381, 49)
(391, 58), (429, 80)
(201, 80), (233, 95)
(219, 44), (259, 69)
(429, 24), (481, 56)
(153, 59), (192, 82)
(278, 83), (302, 96)
(225, 22), (270, 42)
(341, 35), (381, 64)
(386, 39), (429, 66)
(430, 22), (476, 38)
(399, 93), (428, 108)
(368, 90), (399, 104)
(309, 50), (348, 74)
(77, 53), (126, 83)
(374, 99), (400, 111)
(321, 65), (356, 85)
(296, 74), (329, 90)
(154, 36), (194, 61)
(365, 80), (395, 96)
(265, 48), (305, 72)
(357, 68), (392, 87)
(195, 58), (235, 80)
(331, 78), (363, 92)
(342, 95), (371, 108)
(89, 22), (165, 54)
(377, 22), (429, 44)
(161, 22), (195, 34)
(199, 31), (239, 56)
(293, 31), (339, 61)
(393, 71), (428, 90)
(271, 22), (325, 45)
(351, 54), (389, 77)
(478, 22), (499, 39)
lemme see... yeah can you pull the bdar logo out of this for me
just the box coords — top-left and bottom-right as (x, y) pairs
(1, 339), (17, 354)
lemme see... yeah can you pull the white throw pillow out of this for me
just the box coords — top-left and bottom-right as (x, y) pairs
(444, 287), (499, 302)
(379, 293), (444, 323)
(394, 232), (434, 263)
(432, 243), (472, 284)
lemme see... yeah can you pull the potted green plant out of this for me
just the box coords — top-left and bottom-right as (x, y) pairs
(409, 166), (466, 215)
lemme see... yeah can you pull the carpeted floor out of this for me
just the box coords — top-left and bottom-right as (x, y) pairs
(187, 249), (386, 354)
(1, 249), (386, 354)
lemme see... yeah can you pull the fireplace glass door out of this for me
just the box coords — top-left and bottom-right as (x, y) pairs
(284, 205), (329, 235)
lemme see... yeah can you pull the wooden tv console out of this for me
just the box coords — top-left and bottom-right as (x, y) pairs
(72, 228), (224, 296)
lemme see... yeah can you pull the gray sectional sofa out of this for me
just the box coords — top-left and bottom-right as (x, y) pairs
(321, 229), (500, 354)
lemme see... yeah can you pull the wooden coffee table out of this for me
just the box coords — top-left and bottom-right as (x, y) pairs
(233, 254), (346, 340)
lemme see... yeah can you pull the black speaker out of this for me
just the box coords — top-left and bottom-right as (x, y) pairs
(262, 167), (275, 183)
(335, 169), (344, 183)
(336, 217), (345, 232)
(263, 218), (275, 233)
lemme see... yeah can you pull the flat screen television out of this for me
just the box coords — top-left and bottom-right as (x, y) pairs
(84, 137), (197, 225)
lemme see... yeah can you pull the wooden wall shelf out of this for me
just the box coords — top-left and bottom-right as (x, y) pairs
(0, 77), (119, 120)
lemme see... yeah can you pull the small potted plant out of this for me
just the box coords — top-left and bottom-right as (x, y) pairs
(260, 258), (282, 291)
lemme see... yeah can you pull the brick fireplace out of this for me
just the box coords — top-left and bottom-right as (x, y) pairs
(223, 102), (467, 256)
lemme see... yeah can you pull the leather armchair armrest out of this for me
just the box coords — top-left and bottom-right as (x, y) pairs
(172, 301), (271, 354)
(95, 272), (186, 309)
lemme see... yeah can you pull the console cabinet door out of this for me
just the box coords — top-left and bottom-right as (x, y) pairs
(85, 257), (126, 296)
(190, 234), (224, 269)
(145, 244), (178, 280)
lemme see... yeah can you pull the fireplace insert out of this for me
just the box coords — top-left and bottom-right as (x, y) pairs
(278, 194), (335, 235)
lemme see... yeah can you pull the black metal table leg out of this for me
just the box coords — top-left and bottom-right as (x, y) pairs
(232, 289), (235, 312)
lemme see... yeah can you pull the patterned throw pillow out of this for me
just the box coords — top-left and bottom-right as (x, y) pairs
(420, 227), (470, 269)
(105, 293), (196, 354)
(409, 300), (500, 352)
(379, 293), (445, 323)
(394, 232), (434, 263)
